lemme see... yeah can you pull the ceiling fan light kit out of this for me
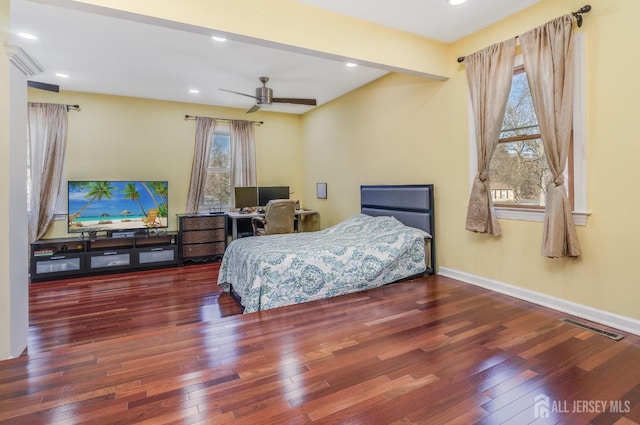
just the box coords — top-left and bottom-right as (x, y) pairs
(220, 76), (317, 113)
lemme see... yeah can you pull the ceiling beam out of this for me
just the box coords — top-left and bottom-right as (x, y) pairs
(59, 0), (450, 81)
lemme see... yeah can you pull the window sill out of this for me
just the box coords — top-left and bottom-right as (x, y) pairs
(495, 207), (590, 226)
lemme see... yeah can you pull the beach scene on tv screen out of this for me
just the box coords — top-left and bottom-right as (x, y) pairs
(68, 181), (168, 233)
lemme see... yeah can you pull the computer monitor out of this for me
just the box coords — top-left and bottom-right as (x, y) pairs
(258, 186), (290, 207)
(234, 186), (258, 209)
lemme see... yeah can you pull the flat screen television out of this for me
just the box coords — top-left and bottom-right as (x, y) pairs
(68, 180), (168, 234)
(258, 186), (290, 207)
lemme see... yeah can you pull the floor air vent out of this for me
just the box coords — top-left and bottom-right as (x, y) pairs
(560, 318), (625, 341)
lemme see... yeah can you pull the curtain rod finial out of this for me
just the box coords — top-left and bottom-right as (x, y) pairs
(457, 56), (465, 63)
(578, 5), (591, 14)
(573, 4), (592, 27)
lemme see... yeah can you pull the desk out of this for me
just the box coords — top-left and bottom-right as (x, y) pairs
(227, 210), (318, 240)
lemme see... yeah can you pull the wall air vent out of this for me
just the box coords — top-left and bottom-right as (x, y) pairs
(560, 318), (625, 341)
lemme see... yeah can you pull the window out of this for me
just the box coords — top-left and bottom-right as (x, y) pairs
(489, 67), (556, 208)
(201, 126), (231, 211)
(468, 33), (587, 225)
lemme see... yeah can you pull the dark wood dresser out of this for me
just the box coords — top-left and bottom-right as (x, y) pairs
(177, 213), (227, 264)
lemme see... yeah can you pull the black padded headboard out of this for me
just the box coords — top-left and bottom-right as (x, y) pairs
(361, 184), (435, 274)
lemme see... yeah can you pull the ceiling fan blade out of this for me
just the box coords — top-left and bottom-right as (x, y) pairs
(272, 97), (317, 106)
(224, 78), (316, 111)
(27, 80), (59, 92)
(219, 88), (259, 100)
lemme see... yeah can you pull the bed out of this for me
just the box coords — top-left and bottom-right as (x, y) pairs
(217, 184), (435, 313)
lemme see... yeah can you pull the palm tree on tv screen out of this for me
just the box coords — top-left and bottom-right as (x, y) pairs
(68, 181), (116, 224)
(122, 183), (146, 216)
(141, 181), (168, 217)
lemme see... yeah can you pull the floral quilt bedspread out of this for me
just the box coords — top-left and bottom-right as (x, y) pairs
(217, 214), (428, 313)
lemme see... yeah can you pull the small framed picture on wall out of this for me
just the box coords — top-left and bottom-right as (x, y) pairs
(316, 182), (327, 199)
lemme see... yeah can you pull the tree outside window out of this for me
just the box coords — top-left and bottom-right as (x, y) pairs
(490, 67), (561, 208)
(202, 132), (231, 210)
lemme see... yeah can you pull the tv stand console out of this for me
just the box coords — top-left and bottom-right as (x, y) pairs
(30, 231), (179, 282)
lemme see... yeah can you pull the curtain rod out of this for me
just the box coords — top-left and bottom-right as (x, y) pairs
(28, 102), (80, 111)
(456, 4), (592, 63)
(184, 114), (263, 125)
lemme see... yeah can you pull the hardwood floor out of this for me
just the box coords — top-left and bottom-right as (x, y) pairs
(27, 263), (242, 353)
(1, 264), (640, 424)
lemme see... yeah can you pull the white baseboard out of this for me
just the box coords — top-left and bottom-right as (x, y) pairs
(438, 267), (640, 337)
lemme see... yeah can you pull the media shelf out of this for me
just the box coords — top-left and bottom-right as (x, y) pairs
(30, 231), (178, 282)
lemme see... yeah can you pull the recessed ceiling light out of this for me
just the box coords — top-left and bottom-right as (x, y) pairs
(211, 36), (227, 42)
(55, 73), (69, 78)
(346, 62), (358, 68)
(189, 89), (200, 94)
(447, 0), (468, 5)
(17, 32), (37, 40)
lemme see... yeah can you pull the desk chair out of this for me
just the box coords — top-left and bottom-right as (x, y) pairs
(251, 199), (296, 236)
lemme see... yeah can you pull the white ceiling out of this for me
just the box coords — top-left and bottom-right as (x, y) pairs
(297, 0), (539, 43)
(9, 0), (539, 115)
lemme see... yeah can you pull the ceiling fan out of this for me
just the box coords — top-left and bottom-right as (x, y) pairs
(220, 76), (317, 113)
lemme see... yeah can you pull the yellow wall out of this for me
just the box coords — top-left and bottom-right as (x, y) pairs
(27, 89), (304, 238)
(301, 0), (640, 321)
(300, 72), (460, 223)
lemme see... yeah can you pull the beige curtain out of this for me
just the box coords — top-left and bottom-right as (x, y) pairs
(185, 117), (216, 213)
(520, 15), (581, 258)
(465, 39), (517, 236)
(27, 103), (68, 242)
(230, 120), (257, 206)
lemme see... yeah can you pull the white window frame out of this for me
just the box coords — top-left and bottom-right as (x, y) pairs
(468, 32), (589, 225)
